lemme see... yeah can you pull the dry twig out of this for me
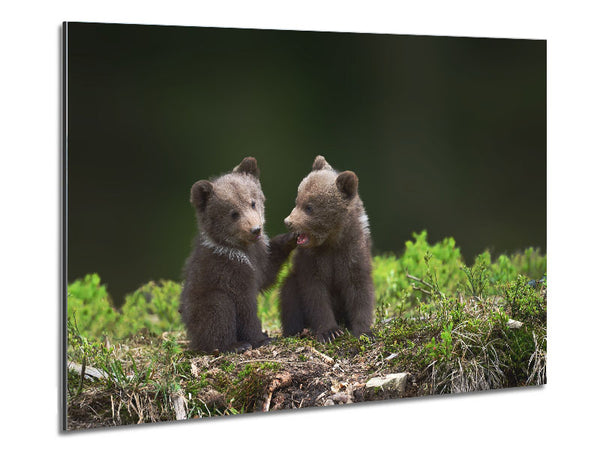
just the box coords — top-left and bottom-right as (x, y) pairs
(261, 372), (292, 412)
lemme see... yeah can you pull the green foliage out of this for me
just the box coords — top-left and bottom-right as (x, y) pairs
(67, 317), (195, 425)
(67, 275), (183, 341)
(221, 360), (236, 373)
(118, 280), (183, 338)
(430, 322), (453, 361)
(69, 231), (545, 343)
(257, 261), (291, 332)
(373, 230), (546, 319)
(503, 275), (547, 324)
(368, 239), (546, 395)
(461, 252), (491, 298)
(373, 231), (464, 316)
(66, 317), (110, 398)
(488, 248), (546, 285)
(67, 318), (154, 394)
(67, 273), (121, 339)
(212, 361), (281, 413)
(375, 266), (546, 394)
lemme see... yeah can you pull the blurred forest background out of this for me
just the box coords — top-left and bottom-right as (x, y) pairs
(66, 23), (546, 306)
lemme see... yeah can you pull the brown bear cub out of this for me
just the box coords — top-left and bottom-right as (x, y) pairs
(280, 155), (375, 343)
(180, 157), (296, 353)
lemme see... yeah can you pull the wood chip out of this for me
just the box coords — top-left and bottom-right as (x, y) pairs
(385, 353), (399, 361)
(171, 392), (188, 420)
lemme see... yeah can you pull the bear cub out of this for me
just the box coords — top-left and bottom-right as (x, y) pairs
(280, 155), (375, 342)
(180, 157), (296, 353)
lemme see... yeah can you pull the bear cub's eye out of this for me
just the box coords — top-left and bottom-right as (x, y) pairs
(304, 205), (313, 214)
(251, 200), (256, 209)
(231, 211), (240, 220)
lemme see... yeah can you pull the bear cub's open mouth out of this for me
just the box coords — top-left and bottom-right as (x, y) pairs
(297, 233), (309, 246)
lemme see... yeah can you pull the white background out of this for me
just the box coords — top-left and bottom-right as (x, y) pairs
(1, 0), (598, 448)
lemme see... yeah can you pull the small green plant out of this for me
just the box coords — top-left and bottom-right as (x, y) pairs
(425, 322), (453, 362)
(221, 361), (236, 373)
(461, 252), (491, 298)
(358, 334), (372, 354)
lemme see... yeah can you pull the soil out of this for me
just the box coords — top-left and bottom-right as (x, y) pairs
(187, 332), (419, 415)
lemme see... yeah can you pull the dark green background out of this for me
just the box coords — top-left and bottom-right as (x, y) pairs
(66, 22), (546, 305)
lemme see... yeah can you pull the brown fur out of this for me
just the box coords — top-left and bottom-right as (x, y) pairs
(280, 155), (375, 342)
(180, 157), (296, 353)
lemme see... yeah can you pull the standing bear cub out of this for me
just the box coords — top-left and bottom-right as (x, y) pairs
(280, 155), (375, 342)
(180, 157), (296, 353)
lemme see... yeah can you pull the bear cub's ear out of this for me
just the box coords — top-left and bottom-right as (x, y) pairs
(191, 180), (214, 212)
(312, 155), (333, 171)
(233, 156), (260, 179)
(336, 171), (358, 200)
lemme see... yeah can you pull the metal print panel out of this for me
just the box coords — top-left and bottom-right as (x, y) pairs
(63, 22), (546, 430)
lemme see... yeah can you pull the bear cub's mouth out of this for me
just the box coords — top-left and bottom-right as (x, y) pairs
(297, 233), (309, 246)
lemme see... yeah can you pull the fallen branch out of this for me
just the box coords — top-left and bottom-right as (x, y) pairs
(261, 372), (292, 412)
(237, 358), (327, 366)
(68, 360), (109, 380)
(309, 346), (335, 365)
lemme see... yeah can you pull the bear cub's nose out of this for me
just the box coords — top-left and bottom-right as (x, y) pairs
(251, 226), (262, 236)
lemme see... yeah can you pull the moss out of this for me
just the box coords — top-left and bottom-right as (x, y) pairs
(226, 362), (280, 412)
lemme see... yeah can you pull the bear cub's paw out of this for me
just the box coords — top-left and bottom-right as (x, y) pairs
(211, 341), (253, 356)
(252, 332), (276, 349)
(316, 327), (345, 344)
(270, 231), (298, 253)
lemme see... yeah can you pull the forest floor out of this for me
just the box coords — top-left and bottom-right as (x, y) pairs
(67, 328), (431, 430)
(66, 234), (547, 430)
(67, 279), (546, 430)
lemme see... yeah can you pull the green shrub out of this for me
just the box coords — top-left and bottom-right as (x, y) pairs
(117, 280), (183, 338)
(373, 231), (465, 317)
(373, 230), (546, 319)
(370, 237), (546, 394)
(67, 273), (121, 339)
(67, 231), (546, 349)
(67, 276), (183, 340)
(503, 274), (547, 324)
(461, 252), (491, 298)
(488, 248), (546, 285)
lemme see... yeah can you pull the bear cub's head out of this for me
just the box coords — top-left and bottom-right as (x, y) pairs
(284, 155), (360, 248)
(191, 157), (266, 249)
